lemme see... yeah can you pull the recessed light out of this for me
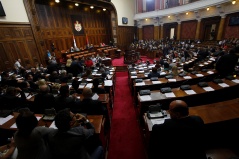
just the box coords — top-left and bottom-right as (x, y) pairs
(232, 0), (236, 4)
(186, 12), (188, 15)
(168, 15), (170, 18)
(103, 8), (106, 11)
(90, 6), (94, 9)
(55, 0), (60, 3)
(207, 7), (209, 11)
(75, 3), (79, 6)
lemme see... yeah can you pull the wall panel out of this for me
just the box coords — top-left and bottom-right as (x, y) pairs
(143, 25), (154, 40)
(181, 20), (197, 40)
(0, 23), (41, 71)
(117, 26), (136, 50)
(223, 12), (239, 39)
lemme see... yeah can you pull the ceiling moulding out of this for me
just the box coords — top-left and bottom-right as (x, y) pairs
(134, 0), (229, 20)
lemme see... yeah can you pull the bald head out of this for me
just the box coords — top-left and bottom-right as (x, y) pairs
(169, 100), (189, 119)
(39, 84), (50, 94)
(82, 87), (93, 98)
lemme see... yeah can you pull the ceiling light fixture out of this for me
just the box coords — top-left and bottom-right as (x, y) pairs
(186, 12), (188, 15)
(207, 7), (209, 11)
(55, 0), (60, 3)
(103, 8), (106, 11)
(168, 15), (170, 18)
(232, 0), (236, 4)
(90, 6), (94, 9)
(75, 3), (79, 6)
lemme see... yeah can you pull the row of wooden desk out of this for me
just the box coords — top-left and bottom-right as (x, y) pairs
(143, 98), (239, 149)
(137, 78), (239, 115)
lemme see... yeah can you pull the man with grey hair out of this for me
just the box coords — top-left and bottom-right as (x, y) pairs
(73, 87), (107, 116)
(33, 84), (55, 113)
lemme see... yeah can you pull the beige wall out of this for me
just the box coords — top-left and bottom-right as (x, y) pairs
(0, 0), (29, 22)
(111, 0), (135, 26)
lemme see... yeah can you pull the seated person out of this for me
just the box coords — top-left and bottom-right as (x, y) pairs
(171, 65), (179, 76)
(1, 86), (26, 111)
(75, 87), (107, 116)
(81, 69), (94, 79)
(14, 108), (54, 159)
(85, 57), (94, 68)
(148, 100), (206, 159)
(148, 67), (160, 78)
(33, 84), (55, 114)
(92, 78), (106, 94)
(48, 109), (103, 159)
(54, 85), (79, 112)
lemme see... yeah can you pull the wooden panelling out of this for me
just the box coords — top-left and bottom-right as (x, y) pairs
(0, 24), (41, 71)
(181, 20), (197, 40)
(117, 26), (136, 50)
(223, 12), (239, 39)
(35, 3), (112, 53)
(143, 25), (154, 40)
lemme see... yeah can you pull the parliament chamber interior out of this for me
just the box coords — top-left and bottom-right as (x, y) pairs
(1, 0), (239, 159)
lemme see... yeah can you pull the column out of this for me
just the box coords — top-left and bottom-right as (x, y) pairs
(216, 15), (226, 41)
(138, 27), (143, 40)
(137, 0), (143, 13)
(143, 0), (146, 12)
(160, 24), (164, 39)
(195, 19), (201, 40)
(177, 22), (181, 40)
(154, 26), (159, 40)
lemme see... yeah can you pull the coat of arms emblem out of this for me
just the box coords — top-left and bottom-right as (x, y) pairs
(74, 21), (82, 32)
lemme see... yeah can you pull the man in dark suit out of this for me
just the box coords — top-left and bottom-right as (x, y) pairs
(216, 47), (239, 78)
(148, 100), (207, 159)
(33, 84), (55, 114)
(55, 85), (80, 112)
(75, 87), (107, 116)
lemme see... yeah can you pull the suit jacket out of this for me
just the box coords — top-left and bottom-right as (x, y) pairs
(73, 98), (107, 116)
(33, 93), (55, 114)
(148, 115), (207, 159)
(48, 123), (95, 159)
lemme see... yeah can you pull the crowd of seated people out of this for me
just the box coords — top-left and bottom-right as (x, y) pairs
(0, 51), (114, 116)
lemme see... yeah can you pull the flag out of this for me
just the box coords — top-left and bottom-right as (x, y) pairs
(73, 35), (77, 48)
(86, 34), (89, 48)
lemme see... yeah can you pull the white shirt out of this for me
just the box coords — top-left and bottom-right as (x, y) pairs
(14, 61), (21, 69)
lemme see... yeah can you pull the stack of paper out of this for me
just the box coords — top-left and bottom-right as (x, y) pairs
(152, 81), (162, 84)
(165, 92), (176, 98)
(135, 82), (145, 86)
(232, 79), (239, 83)
(139, 95), (152, 101)
(185, 90), (196, 95)
(196, 74), (204, 77)
(218, 83), (229, 87)
(86, 83), (93, 88)
(104, 80), (113, 86)
(168, 79), (176, 82)
(92, 93), (99, 100)
(203, 87), (214, 92)
(0, 115), (13, 125)
(184, 76), (192, 79)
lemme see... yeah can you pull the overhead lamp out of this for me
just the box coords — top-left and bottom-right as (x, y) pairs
(90, 6), (94, 9)
(75, 3), (79, 6)
(168, 15), (170, 18)
(103, 8), (106, 11)
(207, 7), (209, 11)
(55, 0), (60, 3)
(186, 12), (188, 15)
(232, 0), (236, 4)
(145, 19), (148, 21)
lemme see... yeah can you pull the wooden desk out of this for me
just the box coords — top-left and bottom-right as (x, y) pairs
(143, 98), (239, 148)
(144, 98), (239, 132)
(137, 78), (239, 116)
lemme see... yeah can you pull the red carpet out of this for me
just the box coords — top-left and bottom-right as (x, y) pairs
(107, 72), (147, 159)
(112, 56), (158, 66)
